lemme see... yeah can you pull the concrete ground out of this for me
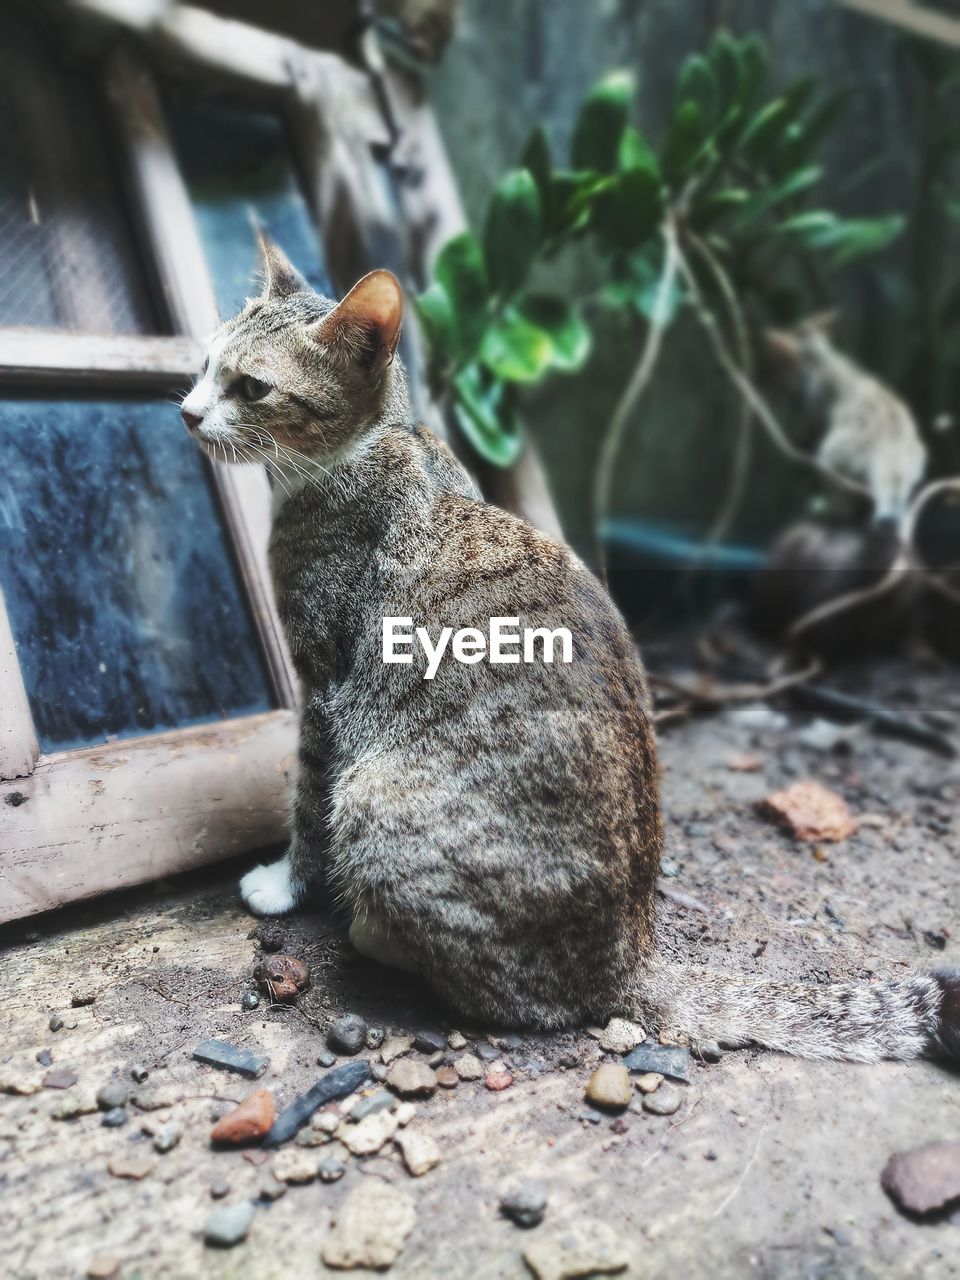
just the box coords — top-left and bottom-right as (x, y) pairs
(1, 659), (959, 1279)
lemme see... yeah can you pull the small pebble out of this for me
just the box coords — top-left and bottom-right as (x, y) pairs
(153, 1123), (181, 1153)
(42, 1067), (77, 1090)
(211, 1088), (275, 1146)
(317, 1051), (336, 1069)
(107, 1154), (154, 1180)
(328, 1013), (368, 1056)
(101, 1107), (128, 1128)
(254, 954), (309, 1002)
(692, 1039), (722, 1064)
(53, 1091), (99, 1119)
(453, 1053), (483, 1081)
(485, 1070), (513, 1092)
(366, 1027), (385, 1050)
(338, 1110), (399, 1155)
(585, 1064), (632, 1111)
(86, 1255), (120, 1279)
(642, 1084), (683, 1116)
(634, 1072), (663, 1095)
(394, 1102), (416, 1127)
(130, 1064), (149, 1084)
(500, 1182), (547, 1229)
(475, 1042), (499, 1063)
(447, 1031), (467, 1051)
(610, 1116), (629, 1135)
(413, 1030), (446, 1054)
(350, 1090), (395, 1122)
(598, 1018), (645, 1055)
(395, 1129), (442, 1176)
(71, 989), (96, 1008)
(204, 1201), (255, 1248)
(49, 1015), (64, 1033)
(242, 992), (260, 1011)
(273, 1147), (317, 1183)
(380, 1034), (415, 1063)
(97, 1082), (130, 1112)
(371, 1063), (388, 1082)
(318, 1155), (346, 1183)
(255, 922), (286, 952)
(210, 1178), (230, 1199)
(386, 1059), (436, 1097)
(427, 1050), (445, 1069)
(435, 1067), (459, 1089)
(36, 1049), (52, 1067)
(258, 1172), (287, 1202)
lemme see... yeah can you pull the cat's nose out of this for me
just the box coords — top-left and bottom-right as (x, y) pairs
(181, 408), (203, 431)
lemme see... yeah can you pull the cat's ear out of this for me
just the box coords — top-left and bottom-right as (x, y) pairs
(256, 230), (309, 300)
(308, 270), (403, 374)
(762, 326), (802, 363)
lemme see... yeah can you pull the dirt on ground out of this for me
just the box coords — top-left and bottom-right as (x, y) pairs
(1, 658), (959, 1279)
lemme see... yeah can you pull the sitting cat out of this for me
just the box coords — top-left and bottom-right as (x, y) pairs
(180, 239), (958, 1061)
(763, 314), (927, 524)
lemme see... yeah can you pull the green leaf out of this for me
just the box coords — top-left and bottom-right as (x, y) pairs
(618, 126), (660, 177)
(676, 54), (719, 129)
(731, 164), (823, 230)
(480, 308), (554, 383)
(571, 70), (635, 173)
(434, 231), (489, 359)
(826, 215), (906, 265)
(694, 186), (751, 227)
(707, 31), (742, 115)
(483, 168), (542, 296)
(778, 210), (905, 264)
(591, 165), (663, 250)
(413, 283), (455, 360)
(521, 125), (552, 205)
(519, 294), (592, 371)
(453, 364), (524, 468)
(662, 99), (707, 183)
(740, 98), (791, 162)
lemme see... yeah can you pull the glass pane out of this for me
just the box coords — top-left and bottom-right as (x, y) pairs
(165, 91), (333, 317)
(0, 14), (161, 335)
(0, 397), (274, 752)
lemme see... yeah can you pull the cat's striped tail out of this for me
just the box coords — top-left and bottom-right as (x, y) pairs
(637, 963), (960, 1063)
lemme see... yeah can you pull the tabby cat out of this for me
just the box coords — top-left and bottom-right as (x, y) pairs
(180, 239), (958, 1062)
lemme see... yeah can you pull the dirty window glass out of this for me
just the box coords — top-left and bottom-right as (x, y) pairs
(165, 91), (333, 316)
(0, 397), (274, 752)
(0, 13), (160, 335)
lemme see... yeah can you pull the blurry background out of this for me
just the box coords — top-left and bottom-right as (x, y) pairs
(4, 0), (960, 917)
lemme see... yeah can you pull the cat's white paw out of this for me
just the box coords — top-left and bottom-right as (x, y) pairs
(240, 857), (298, 916)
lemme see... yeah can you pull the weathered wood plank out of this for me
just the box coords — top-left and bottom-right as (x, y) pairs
(838, 0), (960, 49)
(0, 330), (202, 387)
(0, 591), (39, 783)
(0, 709), (297, 923)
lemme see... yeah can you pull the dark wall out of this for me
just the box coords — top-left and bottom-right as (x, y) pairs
(426, 0), (932, 558)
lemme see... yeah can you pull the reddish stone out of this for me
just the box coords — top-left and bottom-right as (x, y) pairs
(882, 1141), (960, 1216)
(42, 1067), (77, 1090)
(484, 1070), (513, 1092)
(254, 954), (310, 1001)
(757, 781), (858, 842)
(210, 1087), (275, 1146)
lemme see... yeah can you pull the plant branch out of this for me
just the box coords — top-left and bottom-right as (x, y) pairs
(686, 230), (756, 549)
(592, 216), (681, 577)
(675, 244), (873, 501)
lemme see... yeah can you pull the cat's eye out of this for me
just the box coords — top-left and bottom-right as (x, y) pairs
(235, 375), (272, 402)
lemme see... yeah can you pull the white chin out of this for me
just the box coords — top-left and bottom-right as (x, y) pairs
(240, 856), (298, 916)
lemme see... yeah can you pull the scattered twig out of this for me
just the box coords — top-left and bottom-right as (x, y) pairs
(657, 880), (712, 915)
(593, 216), (681, 576)
(649, 660), (819, 709)
(787, 682), (956, 757)
(711, 1124), (766, 1218)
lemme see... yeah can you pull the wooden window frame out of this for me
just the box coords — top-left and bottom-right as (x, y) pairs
(0, 5), (417, 922)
